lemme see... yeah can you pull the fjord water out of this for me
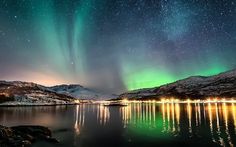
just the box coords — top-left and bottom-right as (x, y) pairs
(0, 103), (236, 147)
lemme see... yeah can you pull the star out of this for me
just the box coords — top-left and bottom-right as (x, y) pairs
(0, 0), (235, 92)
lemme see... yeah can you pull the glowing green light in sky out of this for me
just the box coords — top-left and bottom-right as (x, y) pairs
(31, 0), (94, 82)
(121, 47), (228, 91)
(122, 68), (175, 91)
(1, 0), (236, 92)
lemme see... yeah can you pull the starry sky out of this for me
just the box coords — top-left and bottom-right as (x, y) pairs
(0, 0), (236, 93)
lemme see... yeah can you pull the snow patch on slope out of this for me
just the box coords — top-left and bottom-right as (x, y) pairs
(51, 85), (116, 100)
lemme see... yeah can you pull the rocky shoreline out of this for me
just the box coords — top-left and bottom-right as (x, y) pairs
(0, 125), (59, 147)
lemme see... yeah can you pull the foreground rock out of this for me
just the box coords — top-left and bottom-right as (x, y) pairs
(0, 125), (58, 147)
(119, 69), (236, 100)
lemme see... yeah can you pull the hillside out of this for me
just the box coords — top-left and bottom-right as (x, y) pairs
(0, 81), (76, 106)
(51, 85), (116, 100)
(119, 69), (236, 100)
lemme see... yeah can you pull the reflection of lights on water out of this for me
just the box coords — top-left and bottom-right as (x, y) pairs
(203, 103), (206, 124)
(121, 105), (131, 127)
(124, 102), (236, 146)
(98, 105), (110, 125)
(74, 105), (85, 135)
(72, 101), (236, 147)
(187, 102), (192, 134)
(74, 104), (110, 135)
(162, 102), (166, 132)
(207, 103), (215, 143)
(74, 105), (79, 134)
(232, 103), (236, 134)
(194, 103), (198, 126)
(222, 103), (233, 147)
(167, 103), (170, 132)
(197, 103), (201, 126)
(171, 103), (175, 132)
(175, 103), (180, 132)
(215, 103), (224, 146)
(161, 103), (180, 133)
(110, 98), (236, 104)
(223, 103), (228, 128)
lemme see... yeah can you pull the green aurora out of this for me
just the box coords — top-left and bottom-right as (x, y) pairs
(0, 0), (236, 92)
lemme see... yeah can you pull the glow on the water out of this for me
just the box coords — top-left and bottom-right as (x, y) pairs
(101, 98), (236, 104)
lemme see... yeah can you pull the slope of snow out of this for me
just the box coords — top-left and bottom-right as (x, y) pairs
(0, 81), (118, 106)
(51, 85), (116, 100)
(0, 81), (76, 106)
(0, 94), (75, 106)
(119, 69), (236, 99)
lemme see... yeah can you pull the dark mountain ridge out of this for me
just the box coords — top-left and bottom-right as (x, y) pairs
(0, 81), (76, 105)
(119, 69), (236, 100)
(0, 81), (114, 105)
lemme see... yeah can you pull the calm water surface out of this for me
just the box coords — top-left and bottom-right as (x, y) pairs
(0, 103), (236, 147)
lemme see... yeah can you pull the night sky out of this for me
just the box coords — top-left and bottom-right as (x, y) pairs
(0, 0), (236, 93)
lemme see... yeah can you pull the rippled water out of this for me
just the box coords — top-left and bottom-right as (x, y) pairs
(0, 103), (236, 147)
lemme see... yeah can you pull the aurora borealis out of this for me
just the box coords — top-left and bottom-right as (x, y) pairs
(0, 0), (236, 93)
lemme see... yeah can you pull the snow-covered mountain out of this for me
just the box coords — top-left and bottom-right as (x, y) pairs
(1, 68), (235, 105)
(0, 81), (115, 105)
(0, 81), (76, 106)
(119, 69), (236, 100)
(51, 84), (116, 100)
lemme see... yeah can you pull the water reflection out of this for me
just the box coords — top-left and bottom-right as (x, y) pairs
(0, 106), (69, 127)
(0, 103), (236, 147)
(74, 104), (110, 131)
(72, 103), (236, 146)
(232, 103), (236, 133)
(74, 105), (84, 135)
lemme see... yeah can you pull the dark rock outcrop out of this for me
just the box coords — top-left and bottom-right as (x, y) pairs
(119, 69), (236, 100)
(0, 125), (59, 147)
